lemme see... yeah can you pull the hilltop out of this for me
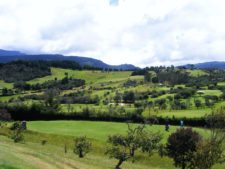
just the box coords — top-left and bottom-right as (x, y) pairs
(0, 49), (139, 70)
(181, 61), (225, 69)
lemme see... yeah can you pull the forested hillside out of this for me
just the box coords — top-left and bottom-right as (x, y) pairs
(0, 49), (139, 70)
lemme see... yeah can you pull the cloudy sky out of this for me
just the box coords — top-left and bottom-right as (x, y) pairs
(1, 0), (225, 67)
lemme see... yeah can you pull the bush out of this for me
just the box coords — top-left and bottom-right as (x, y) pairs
(74, 136), (91, 158)
(194, 99), (202, 108)
(10, 122), (24, 143)
(166, 128), (202, 169)
(0, 109), (11, 121)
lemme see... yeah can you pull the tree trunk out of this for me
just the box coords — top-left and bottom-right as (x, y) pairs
(79, 150), (83, 158)
(130, 148), (135, 157)
(115, 159), (123, 169)
(182, 161), (186, 169)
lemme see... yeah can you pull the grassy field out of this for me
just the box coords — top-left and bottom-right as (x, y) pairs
(186, 69), (208, 77)
(28, 68), (133, 85)
(150, 109), (211, 118)
(0, 120), (224, 169)
(28, 121), (181, 143)
(0, 80), (13, 89)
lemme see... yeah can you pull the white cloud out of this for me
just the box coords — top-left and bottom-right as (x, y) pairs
(0, 0), (225, 67)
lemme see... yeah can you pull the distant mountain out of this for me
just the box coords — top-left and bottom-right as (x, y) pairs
(181, 61), (225, 69)
(0, 49), (25, 56)
(0, 49), (139, 70)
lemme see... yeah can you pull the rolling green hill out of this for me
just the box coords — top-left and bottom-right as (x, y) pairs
(0, 121), (224, 169)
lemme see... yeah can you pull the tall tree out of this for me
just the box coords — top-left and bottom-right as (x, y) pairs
(166, 128), (202, 169)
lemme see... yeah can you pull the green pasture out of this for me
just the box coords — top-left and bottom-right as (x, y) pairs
(27, 121), (209, 143)
(28, 68), (133, 85)
(1, 120), (224, 169)
(0, 80), (13, 89)
(186, 69), (208, 77)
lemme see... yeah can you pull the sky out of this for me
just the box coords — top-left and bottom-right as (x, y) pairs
(1, 0), (225, 67)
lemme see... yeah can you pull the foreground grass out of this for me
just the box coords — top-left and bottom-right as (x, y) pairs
(0, 135), (173, 169)
(0, 120), (224, 169)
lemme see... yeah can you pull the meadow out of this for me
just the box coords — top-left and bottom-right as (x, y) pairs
(0, 120), (224, 169)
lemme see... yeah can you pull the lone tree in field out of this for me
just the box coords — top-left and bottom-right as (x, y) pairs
(10, 122), (24, 143)
(192, 108), (225, 169)
(166, 128), (201, 169)
(106, 123), (162, 169)
(106, 135), (131, 169)
(74, 136), (91, 158)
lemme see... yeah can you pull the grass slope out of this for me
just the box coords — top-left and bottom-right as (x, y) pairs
(28, 68), (133, 85)
(0, 80), (13, 89)
(1, 121), (224, 169)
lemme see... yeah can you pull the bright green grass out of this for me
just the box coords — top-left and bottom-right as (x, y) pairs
(0, 134), (174, 169)
(0, 94), (22, 102)
(28, 68), (132, 85)
(0, 80), (13, 89)
(28, 121), (209, 143)
(155, 109), (211, 118)
(218, 82), (225, 86)
(1, 121), (224, 169)
(186, 69), (208, 77)
(198, 90), (222, 96)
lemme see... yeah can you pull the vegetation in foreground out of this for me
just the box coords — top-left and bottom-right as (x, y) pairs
(0, 109), (224, 169)
(0, 61), (225, 168)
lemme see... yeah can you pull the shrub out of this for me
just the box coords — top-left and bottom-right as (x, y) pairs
(166, 128), (202, 169)
(74, 136), (91, 158)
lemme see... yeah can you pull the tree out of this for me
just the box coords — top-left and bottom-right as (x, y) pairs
(43, 88), (60, 113)
(10, 122), (24, 143)
(144, 72), (152, 82)
(141, 131), (162, 155)
(192, 139), (224, 169)
(126, 123), (145, 157)
(114, 92), (122, 103)
(166, 128), (202, 169)
(0, 109), (11, 121)
(106, 145), (130, 169)
(123, 91), (135, 103)
(194, 99), (202, 108)
(192, 109), (225, 169)
(2, 88), (8, 96)
(73, 136), (91, 158)
(106, 123), (162, 169)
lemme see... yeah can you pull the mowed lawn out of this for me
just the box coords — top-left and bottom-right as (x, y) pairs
(28, 121), (210, 143)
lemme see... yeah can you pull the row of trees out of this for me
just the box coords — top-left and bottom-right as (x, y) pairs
(14, 76), (85, 91)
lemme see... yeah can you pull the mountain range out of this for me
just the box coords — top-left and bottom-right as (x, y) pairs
(182, 61), (225, 69)
(1, 49), (225, 70)
(0, 49), (139, 70)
